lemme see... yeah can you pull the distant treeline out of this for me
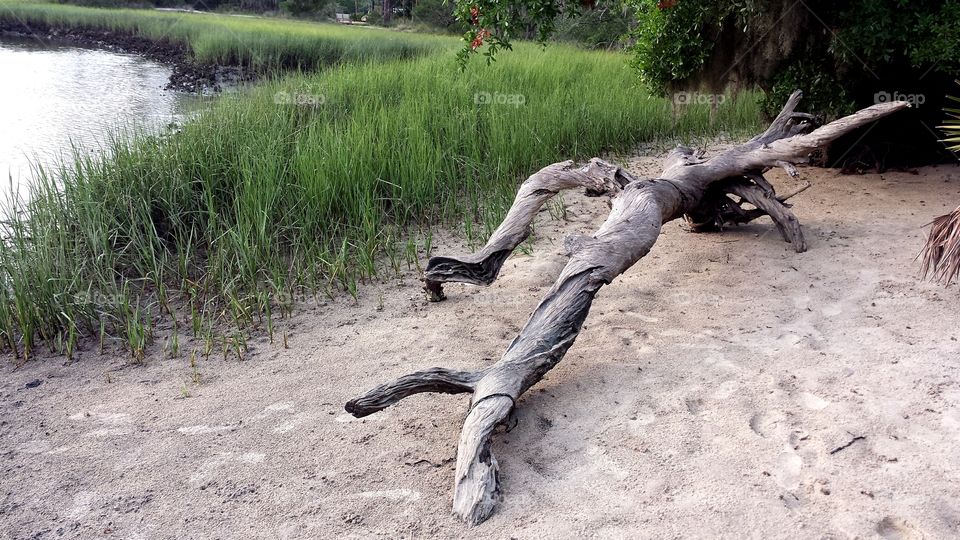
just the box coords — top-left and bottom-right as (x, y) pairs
(53, 0), (281, 9)
(50, 0), (632, 50)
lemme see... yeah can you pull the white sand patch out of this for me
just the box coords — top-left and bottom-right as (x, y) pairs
(16, 440), (52, 454)
(265, 402), (294, 412)
(348, 489), (421, 502)
(177, 424), (233, 435)
(799, 392), (830, 410)
(239, 452), (265, 463)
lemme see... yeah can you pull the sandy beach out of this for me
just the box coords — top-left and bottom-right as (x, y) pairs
(2, 152), (959, 539)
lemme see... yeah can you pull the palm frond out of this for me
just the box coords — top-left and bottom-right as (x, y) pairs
(920, 205), (960, 286)
(917, 84), (960, 285)
(942, 82), (960, 151)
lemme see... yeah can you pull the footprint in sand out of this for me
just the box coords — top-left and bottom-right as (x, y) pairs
(940, 408), (960, 439)
(252, 401), (307, 433)
(609, 327), (654, 356)
(69, 411), (134, 438)
(821, 302), (844, 317)
(711, 379), (740, 400)
(799, 392), (830, 410)
(774, 451), (802, 490)
(188, 452), (235, 487)
(68, 491), (96, 520)
(622, 312), (660, 324)
(625, 404), (657, 433)
(264, 401), (294, 413)
(702, 351), (742, 374)
(188, 452), (266, 487)
(685, 396), (705, 415)
(749, 410), (788, 438)
(274, 412), (310, 433)
(876, 516), (923, 540)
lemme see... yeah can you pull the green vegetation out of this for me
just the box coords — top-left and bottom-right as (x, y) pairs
(410, 0), (462, 34)
(0, 2), (763, 360)
(454, 0), (959, 115)
(277, 0), (335, 19)
(0, 1), (445, 70)
(554, 3), (631, 50)
(943, 86), (960, 152)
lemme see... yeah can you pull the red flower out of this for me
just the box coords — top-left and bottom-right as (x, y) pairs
(657, 0), (677, 9)
(471, 28), (490, 49)
(470, 6), (479, 25)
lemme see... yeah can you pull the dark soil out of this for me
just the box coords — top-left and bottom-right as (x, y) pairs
(0, 19), (252, 93)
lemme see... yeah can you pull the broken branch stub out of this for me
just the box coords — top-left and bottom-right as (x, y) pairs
(345, 91), (909, 525)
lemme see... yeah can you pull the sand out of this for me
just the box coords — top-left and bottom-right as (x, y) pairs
(2, 152), (959, 539)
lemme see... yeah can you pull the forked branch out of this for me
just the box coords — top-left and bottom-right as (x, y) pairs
(423, 158), (633, 300)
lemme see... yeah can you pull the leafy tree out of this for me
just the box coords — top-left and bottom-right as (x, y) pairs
(554, 1), (631, 49)
(411, 0), (463, 32)
(453, 0), (960, 163)
(280, 0), (331, 16)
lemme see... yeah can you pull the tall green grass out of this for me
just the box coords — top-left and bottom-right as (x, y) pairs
(0, 1), (447, 69)
(0, 4), (764, 360)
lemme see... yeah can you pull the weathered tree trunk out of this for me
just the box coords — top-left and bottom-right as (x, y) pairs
(345, 92), (908, 525)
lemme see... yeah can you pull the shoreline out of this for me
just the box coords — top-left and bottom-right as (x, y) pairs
(2, 158), (957, 537)
(0, 4), (769, 363)
(0, 21), (251, 92)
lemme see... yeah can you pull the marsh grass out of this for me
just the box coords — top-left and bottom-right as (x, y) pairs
(0, 1), (446, 70)
(0, 4), (764, 360)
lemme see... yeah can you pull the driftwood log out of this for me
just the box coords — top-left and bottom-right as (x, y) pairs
(345, 91), (909, 525)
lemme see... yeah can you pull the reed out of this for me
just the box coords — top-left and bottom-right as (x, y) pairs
(0, 3), (764, 359)
(0, 1), (446, 69)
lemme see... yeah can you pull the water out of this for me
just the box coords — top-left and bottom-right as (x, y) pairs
(0, 36), (203, 203)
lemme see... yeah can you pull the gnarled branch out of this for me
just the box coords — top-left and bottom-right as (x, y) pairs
(422, 158), (633, 300)
(346, 367), (483, 417)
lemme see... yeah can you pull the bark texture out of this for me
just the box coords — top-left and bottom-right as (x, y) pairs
(346, 92), (909, 525)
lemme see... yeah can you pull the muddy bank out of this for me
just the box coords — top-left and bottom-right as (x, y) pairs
(0, 20), (249, 92)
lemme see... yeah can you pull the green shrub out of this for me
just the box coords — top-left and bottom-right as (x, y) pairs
(554, 4), (631, 49)
(280, 0), (321, 16)
(364, 10), (382, 25)
(411, 0), (461, 32)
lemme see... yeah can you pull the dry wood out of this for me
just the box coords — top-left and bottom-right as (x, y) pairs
(346, 91), (909, 525)
(422, 158), (632, 300)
